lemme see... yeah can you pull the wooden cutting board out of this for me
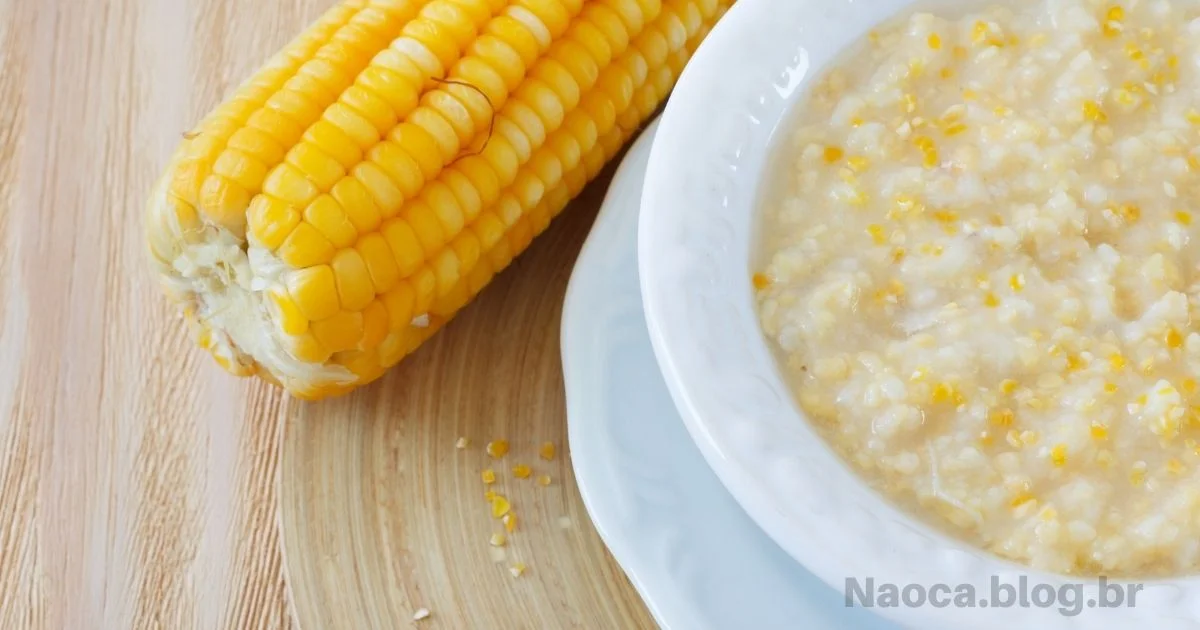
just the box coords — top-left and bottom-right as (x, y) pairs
(0, 0), (654, 627)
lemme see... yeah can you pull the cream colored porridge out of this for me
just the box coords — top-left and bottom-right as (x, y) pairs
(755, 0), (1200, 576)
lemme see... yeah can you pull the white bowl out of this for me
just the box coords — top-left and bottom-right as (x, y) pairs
(637, 0), (1200, 628)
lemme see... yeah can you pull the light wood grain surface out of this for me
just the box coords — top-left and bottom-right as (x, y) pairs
(0, 0), (654, 627)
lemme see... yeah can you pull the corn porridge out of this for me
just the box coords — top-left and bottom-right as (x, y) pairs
(754, 0), (1200, 576)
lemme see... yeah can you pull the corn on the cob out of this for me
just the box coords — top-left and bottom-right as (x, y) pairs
(146, 0), (730, 400)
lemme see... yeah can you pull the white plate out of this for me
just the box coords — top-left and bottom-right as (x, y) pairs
(563, 119), (894, 630)
(638, 1), (1200, 628)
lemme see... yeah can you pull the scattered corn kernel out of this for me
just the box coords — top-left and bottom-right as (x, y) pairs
(539, 442), (556, 461)
(482, 469), (496, 484)
(824, 146), (844, 163)
(1009, 274), (1025, 291)
(491, 495), (511, 518)
(927, 33), (942, 50)
(1168, 458), (1186, 475)
(455, 437), (469, 449)
(537, 474), (552, 486)
(1000, 379), (1018, 395)
(509, 563), (527, 577)
(1167, 328), (1184, 349)
(484, 489), (496, 502)
(413, 608), (431, 621)
(503, 512), (517, 533)
(1091, 422), (1108, 440)
(847, 156), (870, 172)
(489, 533), (507, 547)
(1175, 211), (1192, 225)
(487, 440), (510, 458)
(983, 291), (1000, 308)
(512, 464), (532, 479)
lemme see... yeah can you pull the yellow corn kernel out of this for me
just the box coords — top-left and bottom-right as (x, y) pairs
(847, 156), (870, 172)
(1104, 382), (1118, 394)
(823, 146), (844, 163)
(999, 379), (1018, 395)
(1091, 422), (1108, 440)
(502, 512), (517, 533)
(1176, 210), (1193, 225)
(972, 21), (989, 44)
(927, 33), (942, 50)
(1009, 273), (1025, 291)
(1066, 355), (1086, 371)
(268, 289), (310, 336)
(509, 562), (526, 577)
(943, 122), (967, 136)
(487, 439), (509, 459)
(1109, 353), (1126, 371)
(536, 474), (551, 486)
(866, 224), (887, 245)
(1082, 100), (1107, 123)
(286, 268), (339, 321)
(310, 310), (364, 354)
(490, 533), (507, 547)
(539, 441), (556, 460)
(939, 67), (955, 80)
(931, 382), (965, 406)
(1130, 463), (1147, 486)
(1167, 328), (1184, 349)
(491, 495), (511, 519)
(752, 272), (771, 290)
(1010, 492), (1035, 508)
(983, 292), (1000, 308)
(1124, 42), (1144, 62)
(512, 464), (532, 479)
(482, 469), (496, 484)
(1168, 458), (1185, 474)
(990, 408), (1015, 426)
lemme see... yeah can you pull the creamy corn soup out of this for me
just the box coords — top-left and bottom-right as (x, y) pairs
(755, 0), (1200, 576)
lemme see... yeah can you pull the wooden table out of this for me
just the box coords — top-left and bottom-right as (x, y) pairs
(0, 0), (656, 627)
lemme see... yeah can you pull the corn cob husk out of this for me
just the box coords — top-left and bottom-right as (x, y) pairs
(145, 0), (732, 399)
